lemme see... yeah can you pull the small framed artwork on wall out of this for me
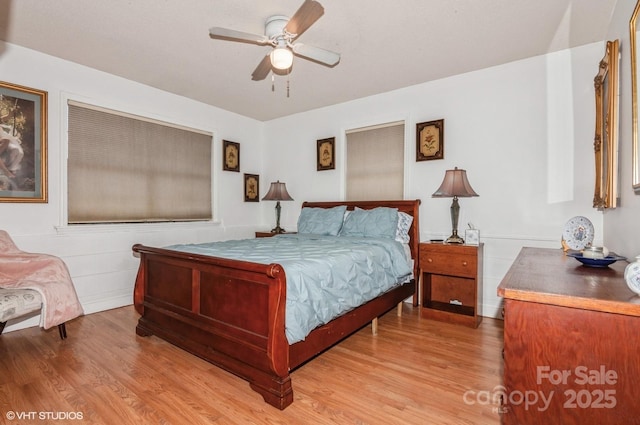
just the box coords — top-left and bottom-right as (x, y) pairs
(416, 119), (444, 161)
(317, 137), (335, 171)
(223, 140), (240, 172)
(244, 173), (259, 202)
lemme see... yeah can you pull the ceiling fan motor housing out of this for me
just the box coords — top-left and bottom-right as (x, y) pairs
(265, 15), (290, 41)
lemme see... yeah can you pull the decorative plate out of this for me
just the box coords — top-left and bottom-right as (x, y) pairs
(566, 252), (626, 268)
(625, 256), (640, 295)
(562, 216), (594, 250)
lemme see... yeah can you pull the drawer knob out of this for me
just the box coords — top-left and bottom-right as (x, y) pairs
(462, 261), (468, 266)
(427, 258), (433, 263)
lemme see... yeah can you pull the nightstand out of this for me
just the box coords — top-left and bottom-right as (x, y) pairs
(419, 242), (483, 328)
(255, 232), (295, 238)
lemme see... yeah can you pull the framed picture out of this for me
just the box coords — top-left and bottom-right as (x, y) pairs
(244, 173), (259, 202)
(416, 119), (444, 161)
(0, 81), (48, 202)
(631, 2), (640, 192)
(317, 137), (335, 171)
(593, 40), (620, 209)
(223, 140), (240, 172)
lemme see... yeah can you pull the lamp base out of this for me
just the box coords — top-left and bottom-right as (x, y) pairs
(445, 197), (464, 244)
(445, 234), (465, 244)
(271, 201), (285, 234)
(445, 229), (465, 244)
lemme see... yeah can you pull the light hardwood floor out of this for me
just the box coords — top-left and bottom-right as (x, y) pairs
(0, 304), (503, 424)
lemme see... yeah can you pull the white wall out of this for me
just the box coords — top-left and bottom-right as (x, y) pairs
(264, 43), (605, 318)
(0, 42), (267, 331)
(1, 38), (614, 329)
(603, 1), (640, 260)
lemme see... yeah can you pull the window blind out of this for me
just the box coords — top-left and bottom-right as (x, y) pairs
(346, 122), (404, 200)
(67, 103), (212, 223)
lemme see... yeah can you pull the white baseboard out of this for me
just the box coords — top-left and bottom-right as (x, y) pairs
(482, 301), (505, 320)
(79, 291), (133, 315)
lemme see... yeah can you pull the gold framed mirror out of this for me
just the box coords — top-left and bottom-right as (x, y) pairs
(593, 39), (620, 209)
(631, 0), (640, 191)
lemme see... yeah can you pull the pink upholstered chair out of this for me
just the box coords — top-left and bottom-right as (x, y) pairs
(0, 230), (83, 339)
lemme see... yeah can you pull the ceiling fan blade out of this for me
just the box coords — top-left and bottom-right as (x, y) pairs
(209, 27), (269, 45)
(251, 54), (272, 81)
(284, 0), (324, 38)
(292, 43), (340, 67)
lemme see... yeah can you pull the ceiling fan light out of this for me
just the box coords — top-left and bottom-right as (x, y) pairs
(270, 47), (293, 70)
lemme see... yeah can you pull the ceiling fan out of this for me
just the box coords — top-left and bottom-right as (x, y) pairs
(208, 0), (341, 81)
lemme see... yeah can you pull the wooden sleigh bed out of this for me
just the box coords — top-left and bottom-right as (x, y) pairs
(132, 199), (421, 409)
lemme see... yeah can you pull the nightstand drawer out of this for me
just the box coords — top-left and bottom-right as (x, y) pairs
(419, 251), (477, 278)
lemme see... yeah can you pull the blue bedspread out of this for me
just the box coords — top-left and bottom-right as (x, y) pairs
(168, 234), (412, 344)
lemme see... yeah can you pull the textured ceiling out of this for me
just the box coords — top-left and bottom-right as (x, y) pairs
(0, 0), (617, 121)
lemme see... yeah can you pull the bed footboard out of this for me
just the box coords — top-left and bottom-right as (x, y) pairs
(132, 244), (293, 409)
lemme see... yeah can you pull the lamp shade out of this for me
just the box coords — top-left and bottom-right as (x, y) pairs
(270, 47), (294, 70)
(262, 181), (293, 201)
(432, 167), (479, 198)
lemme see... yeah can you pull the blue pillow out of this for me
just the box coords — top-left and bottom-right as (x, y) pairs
(340, 207), (399, 239)
(297, 205), (347, 236)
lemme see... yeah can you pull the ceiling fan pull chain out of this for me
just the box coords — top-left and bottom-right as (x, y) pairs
(272, 74), (275, 92)
(287, 68), (290, 98)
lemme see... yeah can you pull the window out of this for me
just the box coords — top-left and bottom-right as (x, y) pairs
(345, 122), (405, 200)
(67, 101), (212, 224)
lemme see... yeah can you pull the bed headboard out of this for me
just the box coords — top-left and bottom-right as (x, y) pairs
(301, 199), (421, 302)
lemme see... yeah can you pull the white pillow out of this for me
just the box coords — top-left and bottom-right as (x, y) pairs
(395, 211), (413, 244)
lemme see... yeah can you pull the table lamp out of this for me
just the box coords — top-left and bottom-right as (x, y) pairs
(432, 167), (479, 244)
(262, 180), (293, 233)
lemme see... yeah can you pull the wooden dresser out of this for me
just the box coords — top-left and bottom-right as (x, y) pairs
(498, 247), (640, 424)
